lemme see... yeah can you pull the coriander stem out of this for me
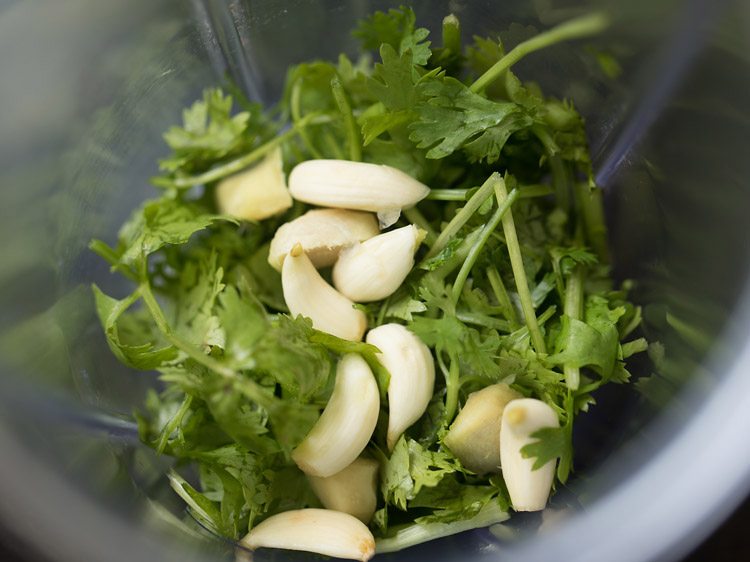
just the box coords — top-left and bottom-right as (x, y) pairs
(331, 77), (362, 161)
(427, 175), (496, 259)
(455, 311), (510, 331)
(156, 394), (193, 454)
(426, 185), (552, 202)
(426, 189), (469, 201)
(469, 12), (609, 94)
(444, 354), (461, 422)
(495, 176), (547, 354)
(451, 184), (519, 303)
(427, 226), (482, 283)
(173, 113), (330, 188)
(487, 266), (521, 329)
(403, 206), (437, 245)
(563, 265), (584, 390)
(291, 81), (324, 159)
(575, 181), (610, 263)
(532, 125), (572, 212)
(140, 279), (236, 378)
(441, 14), (462, 54)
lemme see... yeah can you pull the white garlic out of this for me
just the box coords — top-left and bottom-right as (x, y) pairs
(288, 160), (430, 227)
(308, 457), (379, 523)
(292, 354), (379, 477)
(282, 244), (367, 341)
(499, 398), (559, 512)
(443, 383), (522, 474)
(216, 147), (292, 221)
(365, 324), (435, 450)
(240, 508), (375, 562)
(332, 225), (423, 302)
(268, 208), (379, 271)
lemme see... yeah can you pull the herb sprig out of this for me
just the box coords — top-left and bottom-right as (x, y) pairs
(91, 6), (646, 551)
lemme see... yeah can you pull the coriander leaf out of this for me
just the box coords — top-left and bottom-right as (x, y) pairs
(380, 437), (413, 510)
(193, 444), (274, 530)
(410, 76), (531, 161)
(159, 88), (275, 177)
(367, 45), (421, 111)
(519, 426), (565, 470)
(216, 280), (267, 369)
(380, 437), (458, 511)
(419, 238), (463, 271)
(520, 392), (574, 482)
(115, 197), (234, 268)
(202, 381), (279, 456)
(92, 285), (177, 370)
(171, 251), (226, 349)
(407, 438), (458, 495)
(168, 471), (225, 535)
(409, 315), (501, 380)
(463, 111), (534, 163)
(384, 294), (427, 321)
(547, 296), (625, 380)
(243, 315), (333, 402)
(353, 6), (432, 65)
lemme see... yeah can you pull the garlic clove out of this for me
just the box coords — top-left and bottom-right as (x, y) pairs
(292, 354), (379, 477)
(333, 225), (423, 303)
(443, 383), (523, 474)
(282, 244), (367, 341)
(308, 457), (379, 523)
(288, 160), (430, 217)
(365, 324), (435, 450)
(216, 147), (292, 221)
(240, 508), (375, 562)
(268, 208), (379, 271)
(499, 398), (559, 512)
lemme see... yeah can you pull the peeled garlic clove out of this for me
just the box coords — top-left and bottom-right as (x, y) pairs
(444, 383), (523, 474)
(288, 160), (430, 218)
(282, 244), (367, 341)
(500, 398), (559, 512)
(292, 354), (379, 477)
(308, 457), (379, 524)
(240, 508), (375, 562)
(365, 324), (435, 450)
(332, 225), (423, 302)
(268, 209), (379, 271)
(216, 147), (292, 221)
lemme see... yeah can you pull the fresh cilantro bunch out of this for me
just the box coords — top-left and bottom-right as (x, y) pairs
(90, 5), (646, 552)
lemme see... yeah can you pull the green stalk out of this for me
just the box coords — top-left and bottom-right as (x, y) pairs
(173, 113), (331, 188)
(563, 265), (584, 389)
(444, 353), (461, 423)
(495, 177), (547, 354)
(427, 226), (483, 282)
(156, 394), (193, 454)
(403, 206), (437, 245)
(487, 266), (521, 329)
(330, 77), (362, 161)
(290, 80), (324, 159)
(426, 189), (470, 201)
(427, 175), (496, 259)
(451, 185), (519, 303)
(532, 125), (572, 213)
(427, 184), (552, 202)
(140, 279), (236, 379)
(376, 502), (508, 554)
(455, 311), (510, 331)
(470, 12), (609, 94)
(575, 181), (610, 263)
(441, 14), (462, 54)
